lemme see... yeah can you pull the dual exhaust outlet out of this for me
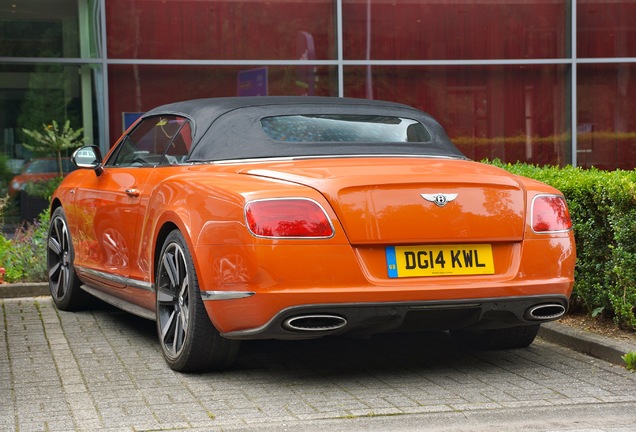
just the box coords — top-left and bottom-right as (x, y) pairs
(283, 314), (347, 332)
(525, 303), (567, 321)
(281, 303), (566, 333)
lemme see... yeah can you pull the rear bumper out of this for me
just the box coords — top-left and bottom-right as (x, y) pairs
(218, 294), (569, 340)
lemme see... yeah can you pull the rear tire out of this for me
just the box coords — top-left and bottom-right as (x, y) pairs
(156, 230), (240, 372)
(451, 324), (540, 349)
(47, 207), (90, 310)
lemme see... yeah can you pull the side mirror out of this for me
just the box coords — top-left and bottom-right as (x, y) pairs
(72, 145), (104, 175)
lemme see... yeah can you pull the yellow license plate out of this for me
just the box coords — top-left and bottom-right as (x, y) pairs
(386, 244), (495, 278)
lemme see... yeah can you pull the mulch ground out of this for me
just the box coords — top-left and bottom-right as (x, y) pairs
(559, 313), (636, 345)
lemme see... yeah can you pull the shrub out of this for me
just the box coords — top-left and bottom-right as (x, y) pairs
(623, 351), (636, 372)
(490, 160), (636, 330)
(0, 204), (49, 283)
(21, 120), (85, 177)
(24, 176), (63, 200)
(0, 153), (15, 195)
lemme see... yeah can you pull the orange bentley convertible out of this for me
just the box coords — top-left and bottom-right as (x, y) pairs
(48, 97), (575, 372)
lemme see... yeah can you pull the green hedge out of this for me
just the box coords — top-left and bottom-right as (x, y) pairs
(490, 160), (636, 330)
(0, 209), (49, 283)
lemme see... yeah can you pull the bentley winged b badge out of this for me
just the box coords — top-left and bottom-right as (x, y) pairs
(421, 193), (458, 207)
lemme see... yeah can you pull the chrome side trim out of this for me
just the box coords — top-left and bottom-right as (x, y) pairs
(200, 291), (255, 301)
(76, 266), (154, 292)
(127, 278), (154, 291)
(209, 154), (461, 165)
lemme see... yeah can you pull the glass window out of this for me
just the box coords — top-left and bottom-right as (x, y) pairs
(162, 121), (192, 165)
(107, 64), (339, 143)
(261, 115), (432, 143)
(345, 64), (570, 166)
(107, 115), (189, 167)
(106, 0), (336, 60)
(577, 64), (636, 170)
(0, 0), (100, 58)
(0, 63), (99, 172)
(578, 2), (636, 58)
(343, 0), (567, 60)
(188, 104), (463, 162)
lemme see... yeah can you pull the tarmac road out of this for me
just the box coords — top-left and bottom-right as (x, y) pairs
(1, 295), (636, 432)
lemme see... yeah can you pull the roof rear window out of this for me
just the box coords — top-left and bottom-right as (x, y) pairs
(261, 115), (432, 143)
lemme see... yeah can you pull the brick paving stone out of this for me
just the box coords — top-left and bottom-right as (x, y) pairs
(3, 297), (636, 431)
(349, 407), (404, 417)
(402, 404), (455, 414)
(495, 399), (544, 408)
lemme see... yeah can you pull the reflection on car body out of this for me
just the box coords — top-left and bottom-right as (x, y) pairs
(47, 97), (575, 372)
(9, 157), (76, 197)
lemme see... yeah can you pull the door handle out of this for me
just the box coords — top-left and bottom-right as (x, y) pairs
(125, 188), (140, 197)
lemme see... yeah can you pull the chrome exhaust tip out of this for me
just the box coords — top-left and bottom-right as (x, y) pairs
(283, 315), (347, 332)
(525, 303), (567, 321)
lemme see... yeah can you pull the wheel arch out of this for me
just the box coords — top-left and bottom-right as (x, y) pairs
(153, 220), (181, 285)
(50, 197), (62, 214)
(151, 213), (209, 291)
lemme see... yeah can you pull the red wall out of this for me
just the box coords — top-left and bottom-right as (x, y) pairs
(105, 1), (636, 169)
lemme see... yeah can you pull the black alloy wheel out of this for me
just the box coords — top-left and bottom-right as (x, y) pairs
(47, 207), (89, 310)
(156, 230), (239, 372)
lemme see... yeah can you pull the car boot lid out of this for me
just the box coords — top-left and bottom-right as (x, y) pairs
(241, 158), (526, 244)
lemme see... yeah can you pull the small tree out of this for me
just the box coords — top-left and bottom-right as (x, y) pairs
(21, 120), (86, 176)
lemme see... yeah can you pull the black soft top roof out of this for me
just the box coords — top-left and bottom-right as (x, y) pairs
(142, 96), (466, 162)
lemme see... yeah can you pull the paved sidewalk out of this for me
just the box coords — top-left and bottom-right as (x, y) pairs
(3, 282), (635, 366)
(2, 296), (636, 431)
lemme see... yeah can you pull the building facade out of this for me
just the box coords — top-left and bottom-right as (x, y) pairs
(1, 0), (635, 170)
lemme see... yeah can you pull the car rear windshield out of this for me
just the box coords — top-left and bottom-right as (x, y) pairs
(261, 115), (432, 143)
(187, 104), (467, 162)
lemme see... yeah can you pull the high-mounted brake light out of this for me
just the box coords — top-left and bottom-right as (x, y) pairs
(531, 195), (572, 233)
(245, 198), (334, 238)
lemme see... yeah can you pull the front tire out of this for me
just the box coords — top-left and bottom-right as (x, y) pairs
(47, 207), (90, 310)
(451, 324), (540, 350)
(156, 230), (240, 372)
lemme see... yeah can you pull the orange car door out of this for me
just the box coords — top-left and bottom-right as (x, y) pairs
(72, 115), (191, 298)
(71, 167), (154, 287)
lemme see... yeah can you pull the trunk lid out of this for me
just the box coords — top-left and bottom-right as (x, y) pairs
(242, 158), (525, 244)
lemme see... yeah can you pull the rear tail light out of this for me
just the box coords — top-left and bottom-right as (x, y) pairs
(245, 198), (334, 238)
(531, 194), (572, 233)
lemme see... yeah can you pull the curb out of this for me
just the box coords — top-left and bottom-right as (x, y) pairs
(539, 321), (636, 366)
(0, 282), (49, 299)
(1, 283), (634, 367)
